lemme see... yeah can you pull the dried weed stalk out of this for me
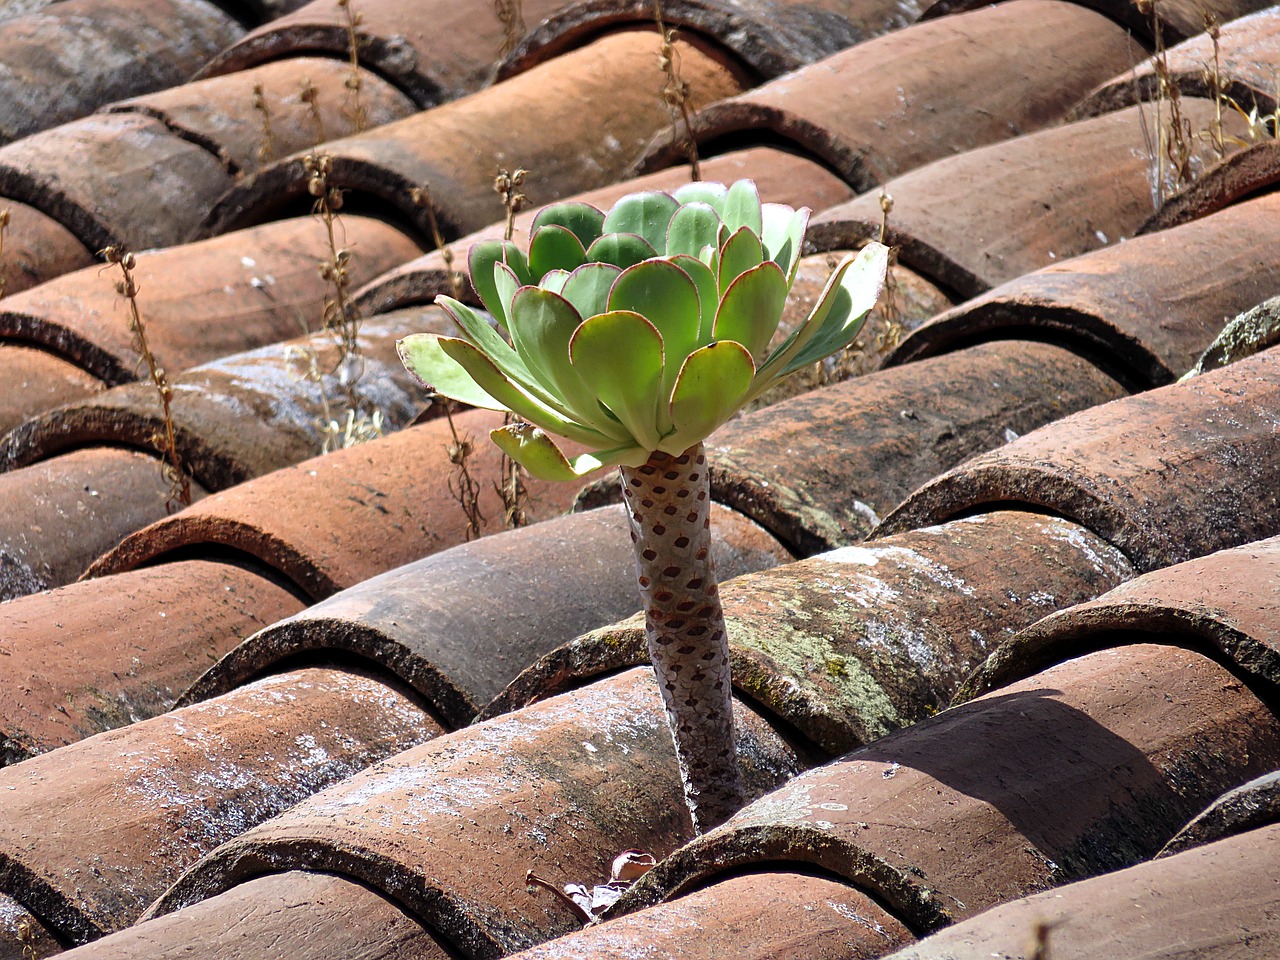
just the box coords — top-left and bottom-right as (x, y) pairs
(337, 0), (367, 133)
(299, 77), (328, 146)
(302, 151), (384, 452)
(1136, 0), (1193, 206)
(411, 183), (464, 299)
(655, 0), (701, 181)
(493, 167), (531, 526)
(494, 167), (528, 242)
(0, 208), (10, 300)
(494, 0), (525, 58)
(442, 399), (486, 540)
(101, 245), (192, 511)
(1201, 13), (1227, 157)
(252, 82), (278, 163)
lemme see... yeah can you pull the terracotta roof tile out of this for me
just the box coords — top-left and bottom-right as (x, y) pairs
(0, 346), (104, 438)
(640, 1), (1146, 190)
(145, 668), (802, 958)
(0, 200), (94, 298)
(0, 666), (439, 944)
(1142, 137), (1280, 229)
(488, 510), (1134, 754)
(200, 29), (749, 239)
(878, 344), (1280, 571)
(888, 192), (1280, 387)
(0, 560), (304, 762)
(179, 503), (789, 727)
(621, 643), (1280, 930)
(0, 0), (242, 145)
(1162, 769), (1280, 856)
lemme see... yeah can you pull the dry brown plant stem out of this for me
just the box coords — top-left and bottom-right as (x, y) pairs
(493, 168), (531, 527)
(655, 0), (701, 181)
(1203, 13), (1226, 158)
(337, 0), (367, 133)
(101, 245), (192, 511)
(443, 401), (485, 540)
(0, 208), (10, 300)
(299, 77), (328, 146)
(251, 82), (278, 163)
(1138, 0), (1192, 205)
(494, 0), (525, 58)
(411, 184), (464, 300)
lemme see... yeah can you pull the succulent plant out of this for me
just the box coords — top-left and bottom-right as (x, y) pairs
(400, 180), (887, 832)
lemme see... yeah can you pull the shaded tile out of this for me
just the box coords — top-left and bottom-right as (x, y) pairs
(0, 200), (95, 297)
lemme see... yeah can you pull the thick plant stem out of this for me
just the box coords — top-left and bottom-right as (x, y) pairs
(619, 443), (743, 833)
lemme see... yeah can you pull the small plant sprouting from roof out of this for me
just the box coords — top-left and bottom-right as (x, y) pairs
(655, 0), (701, 182)
(337, 0), (368, 134)
(399, 180), (887, 831)
(299, 77), (328, 146)
(494, 0), (525, 58)
(0, 208), (9, 300)
(1135, 0), (1193, 207)
(101, 245), (193, 512)
(493, 167), (533, 528)
(251, 82), (278, 164)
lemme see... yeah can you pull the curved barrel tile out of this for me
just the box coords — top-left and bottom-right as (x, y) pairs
(353, 146), (856, 316)
(707, 340), (1124, 555)
(0, 200), (95, 298)
(877, 345), (1280, 572)
(962, 534), (1280, 701)
(0, 667), (440, 945)
(487, 511), (1134, 755)
(809, 100), (1245, 299)
(107, 58), (416, 177)
(0, 561), (305, 763)
(881, 820), (1280, 960)
(181, 503), (790, 725)
(0, 0), (241, 145)
(620, 643), (1280, 931)
(0, 215), (421, 393)
(1077, 6), (1280, 118)
(146, 668), (802, 959)
(887, 192), (1280, 388)
(200, 30), (749, 239)
(499, 0), (893, 81)
(199, 0), (580, 105)
(0, 113), (234, 254)
(0, 347), (104, 437)
(1161, 770), (1280, 858)
(505, 871), (915, 960)
(639, 2), (1146, 192)
(54, 871), (452, 960)
(0, 448), (208, 601)
(84, 410), (590, 601)
(1141, 138), (1280, 232)
(1, 306), (443, 491)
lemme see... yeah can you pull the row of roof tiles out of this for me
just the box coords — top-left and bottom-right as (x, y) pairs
(2, 0), (1280, 958)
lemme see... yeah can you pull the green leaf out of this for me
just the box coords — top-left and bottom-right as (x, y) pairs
(397, 333), (504, 410)
(506, 286), (626, 439)
(436, 294), (565, 412)
(721, 180), (762, 237)
(491, 422), (647, 481)
(539, 270), (571, 295)
(569, 309), (666, 450)
(530, 202), (606, 250)
(669, 254), (718, 344)
(602, 191), (680, 252)
(717, 226), (764, 292)
(672, 181), (728, 213)
(493, 262), (523, 333)
(468, 241), (529, 325)
(439, 336), (612, 447)
(586, 232), (657, 270)
(666, 202), (724, 258)
(664, 339), (755, 453)
(751, 242), (888, 397)
(529, 224), (587, 279)
(560, 262), (621, 322)
(761, 203), (809, 283)
(607, 258), (701, 408)
(713, 261), (789, 362)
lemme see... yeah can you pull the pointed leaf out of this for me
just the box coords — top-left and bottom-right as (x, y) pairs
(438, 336), (612, 446)
(669, 254), (718, 344)
(761, 203), (809, 283)
(717, 226), (764, 291)
(569, 309), (666, 450)
(779, 242), (888, 373)
(397, 333), (504, 410)
(607, 258), (700, 407)
(493, 262), (522, 333)
(436, 294), (565, 411)
(586, 232), (657, 270)
(666, 202), (724, 258)
(721, 180), (762, 237)
(468, 241), (528, 324)
(560, 262), (621, 322)
(540, 269), (571, 295)
(529, 224), (587, 279)
(506, 286), (627, 439)
(602, 191), (680, 252)
(663, 339), (755, 452)
(530, 202), (606, 250)
(492, 422), (647, 481)
(713, 261), (788, 361)
(672, 181), (728, 213)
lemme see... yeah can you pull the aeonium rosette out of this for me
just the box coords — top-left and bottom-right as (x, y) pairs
(397, 179), (888, 480)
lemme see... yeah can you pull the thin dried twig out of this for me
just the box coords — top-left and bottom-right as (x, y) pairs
(411, 183), (464, 300)
(337, 0), (368, 133)
(494, 0), (525, 58)
(655, 0), (701, 181)
(251, 82), (278, 163)
(299, 77), (328, 146)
